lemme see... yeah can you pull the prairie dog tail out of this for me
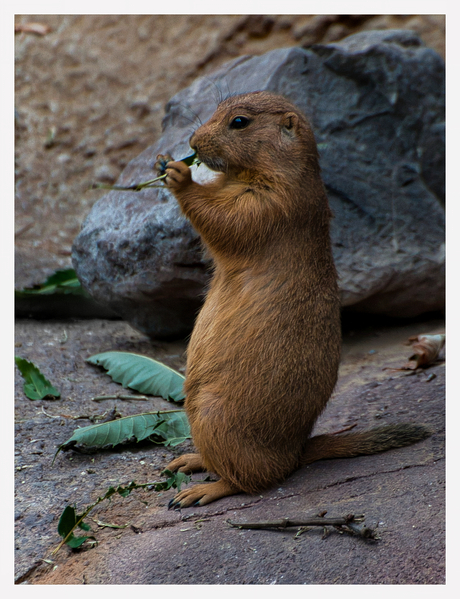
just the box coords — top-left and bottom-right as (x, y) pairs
(301, 423), (432, 466)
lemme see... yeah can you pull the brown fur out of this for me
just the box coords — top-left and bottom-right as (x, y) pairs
(156, 91), (431, 508)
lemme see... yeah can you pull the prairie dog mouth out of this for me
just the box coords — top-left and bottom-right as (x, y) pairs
(196, 153), (227, 173)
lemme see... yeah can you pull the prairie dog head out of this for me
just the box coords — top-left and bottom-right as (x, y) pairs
(189, 91), (319, 181)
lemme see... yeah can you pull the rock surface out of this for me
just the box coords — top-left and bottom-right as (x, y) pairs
(73, 30), (445, 339)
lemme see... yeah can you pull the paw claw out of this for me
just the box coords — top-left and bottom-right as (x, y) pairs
(168, 497), (178, 510)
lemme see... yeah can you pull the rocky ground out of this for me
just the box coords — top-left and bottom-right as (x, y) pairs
(14, 15), (446, 586)
(15, 315), (445, 584)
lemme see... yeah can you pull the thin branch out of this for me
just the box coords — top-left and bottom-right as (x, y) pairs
(92, 394), (149, 402)
(227, 514), (378, 540)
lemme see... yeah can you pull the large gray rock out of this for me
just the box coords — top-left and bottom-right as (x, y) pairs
(73, 30), (445, 338)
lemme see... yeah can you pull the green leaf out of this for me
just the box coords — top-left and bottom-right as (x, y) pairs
(39, 269), (81, 289)
(15, 356), (60, 400)
(66, 535), (93, 549)
(57, 505), (95, 549)
(152, 416), (191, 446)
(87, 351), (185, 402)
(15, 268), (87, 297)
(161, 470), (190, 492)
(57, 505), (79, 538)
(117, 486), (132, 498)
(53, 410), (190, 462)
(181, 152), (198, 166)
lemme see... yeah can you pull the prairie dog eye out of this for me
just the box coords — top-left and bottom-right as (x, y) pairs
(229, 116), (251, 130)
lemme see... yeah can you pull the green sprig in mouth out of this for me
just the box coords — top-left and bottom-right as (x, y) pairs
(92, 152), (199, 192)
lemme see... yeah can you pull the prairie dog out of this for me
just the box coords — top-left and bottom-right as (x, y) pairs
(156, 91), (430, 507)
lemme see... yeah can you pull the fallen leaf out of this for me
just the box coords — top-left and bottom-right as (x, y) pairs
(405, 333), (445, 369)
(15, 357), (61, 400)
(384, 333), (445, 373)
(15, 23), (51, 36)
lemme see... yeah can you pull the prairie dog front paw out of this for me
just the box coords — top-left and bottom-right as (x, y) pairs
(154, 153), (173, 177)
(163, 160), (193, 191)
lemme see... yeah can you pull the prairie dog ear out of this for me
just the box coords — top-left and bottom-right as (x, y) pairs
(281, 112), (299, 136)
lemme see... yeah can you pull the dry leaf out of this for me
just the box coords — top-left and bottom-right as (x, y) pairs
(15, 23), (51, 36)
(405, 333), (445, 369)
(384, 333), (445, 373)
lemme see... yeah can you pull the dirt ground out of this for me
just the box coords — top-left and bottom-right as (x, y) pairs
(14, 314), (445, 584)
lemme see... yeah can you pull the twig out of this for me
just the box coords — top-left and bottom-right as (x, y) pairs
(90, 517), (130, 529)
(40, 406), (109, 421)
(227, 514), (378, 540)
(92, 394), (149, 401)
(41, 406), (62, 419)
(93, 181), (165, 191)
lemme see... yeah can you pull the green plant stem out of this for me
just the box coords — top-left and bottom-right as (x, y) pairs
(52, 475), (187, 556)
(91, 152), (199, 192)
(52, 498), (103, 555)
